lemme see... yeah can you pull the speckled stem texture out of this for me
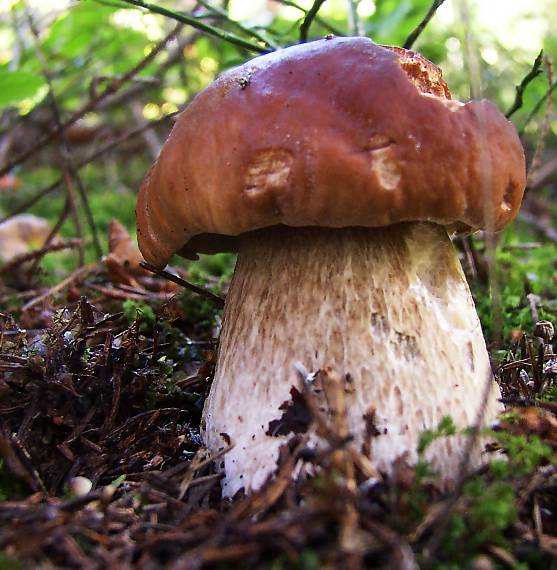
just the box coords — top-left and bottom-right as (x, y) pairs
(202, 223), (502, 496)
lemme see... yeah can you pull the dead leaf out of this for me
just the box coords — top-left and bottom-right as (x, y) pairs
(515, 407), (557, 441)
(0, 214), (52, 262)
(103, 218), (149, 287)
(0, 174), (21, 191)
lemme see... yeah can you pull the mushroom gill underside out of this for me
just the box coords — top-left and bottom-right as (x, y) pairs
(201, 222), (502, 497)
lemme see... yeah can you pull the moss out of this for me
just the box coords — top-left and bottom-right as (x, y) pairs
(122, 299), (156, 332)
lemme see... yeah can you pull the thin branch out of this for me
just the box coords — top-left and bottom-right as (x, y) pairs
(403, 0), (446, 50)
(139, 262), (225, 308)
(0, 111), (179, 227)
(421, 370), (498, 563)
(116, 0), (269, 54)
(28, 197), (72, 274)
(518, 210), (557, 244)
(299, 0), (328, 43)
(273, 0), (344, 36)
(506, 50), (544, 118)
(519, 77), (557, 136)
(197, 0), (281, 51)
(528, 154), (557, 190)
(21, 263), (99, 312)
(25, 7), (93, 260)
(79, 113), (179, 163)
(345, 0), (362, 36)
(0, 24), (182, 179)
(0, 239), (82, 276)
(0, 180), (60, 225)
(60, 172), (85, 265)
(526, 55), (554, 186)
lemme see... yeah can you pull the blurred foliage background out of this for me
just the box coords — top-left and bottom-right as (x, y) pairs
(0, 0), (556, 346)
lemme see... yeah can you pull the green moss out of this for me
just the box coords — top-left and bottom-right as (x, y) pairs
(493, 432), (553, 475)
(539, 384), (557, 402)
(122, 299), (156, 332)
(0, 460), (27, 501)
(268, 550), (321, 570)
(417, 416), (457, 455)
(0, 553), (22, 570)
(189, 253), (236, 285)
(414, 417), (555, 568)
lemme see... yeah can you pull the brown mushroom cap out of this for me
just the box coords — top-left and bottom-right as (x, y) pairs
(136, 37), (525, 266)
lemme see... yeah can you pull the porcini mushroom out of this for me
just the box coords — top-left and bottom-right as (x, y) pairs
(136, 38), (526, 496)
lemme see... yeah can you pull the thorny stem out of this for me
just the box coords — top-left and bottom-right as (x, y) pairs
(299, 0), (328, 42)
(403, 0), (446, 50)
(506, 50), (544, 118)
(117, 0), (270, 54)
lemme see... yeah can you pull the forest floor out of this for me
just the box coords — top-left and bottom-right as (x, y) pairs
(0, 217), (556, 570)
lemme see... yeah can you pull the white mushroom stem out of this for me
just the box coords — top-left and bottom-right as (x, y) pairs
(202, 223), (502, 496)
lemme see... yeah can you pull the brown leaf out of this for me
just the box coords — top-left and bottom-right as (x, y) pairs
(103, 218), (148, 287)
(0, 174), (21, 190)
(0, 214), (52, 261)
(514, 407), (557, 441)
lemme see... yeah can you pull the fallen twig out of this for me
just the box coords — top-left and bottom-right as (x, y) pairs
(0, 239), (82, 276)
(87, 283), (168, 302)
(21, 262), (99, 312)
(140, 262), (225, 308)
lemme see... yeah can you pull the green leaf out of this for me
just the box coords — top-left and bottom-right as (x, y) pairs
(109, 474), (126, 489)
(42, 3), (117, 59)
(0, 70), (46, 107)
(417, 415), (457, 455)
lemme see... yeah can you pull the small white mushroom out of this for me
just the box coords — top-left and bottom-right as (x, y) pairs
(68, 476), (93, 497)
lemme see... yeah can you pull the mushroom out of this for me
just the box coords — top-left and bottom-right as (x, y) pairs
(136, 38), (526, 496)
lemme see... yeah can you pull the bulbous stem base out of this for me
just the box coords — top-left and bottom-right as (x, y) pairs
(202, 223), (502, 496)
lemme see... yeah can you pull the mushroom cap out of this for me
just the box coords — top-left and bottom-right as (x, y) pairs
(137, 37), (526, 266)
